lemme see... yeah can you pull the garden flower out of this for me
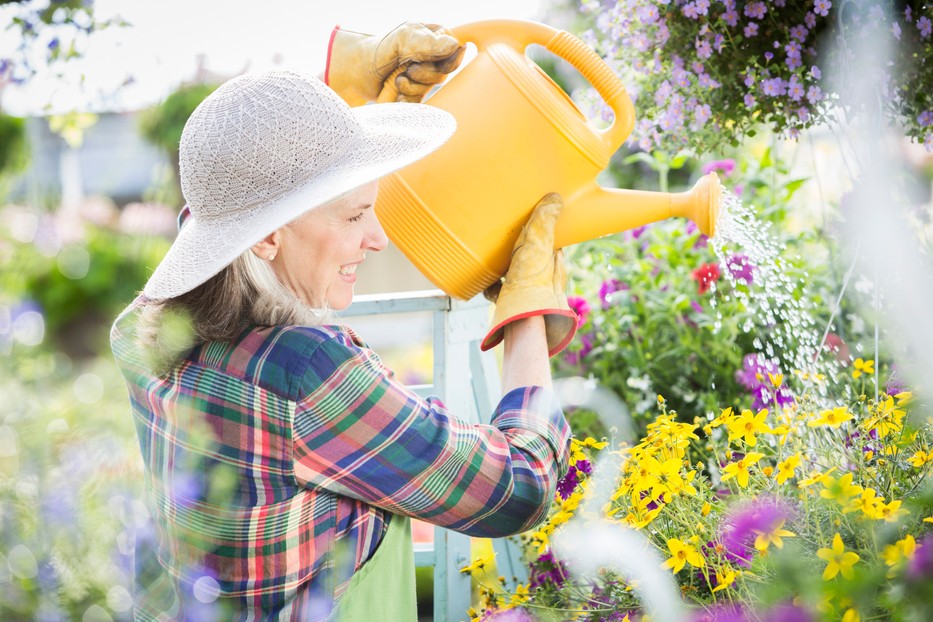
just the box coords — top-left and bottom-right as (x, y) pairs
(700, 158), (736, 177)
(726, 409), (770, 446)
(862, 395), (906, 438)
(642, 454), (689, 501)
(907, 534), (933, 580)
(798, 466), (836, 490)
(567, 295), (591, 328)
(663, 537), (705, 572)
(845, 487), (881, 516)
(599, 278), (629, 309)
(720, 452), (764, 487)
(556, 464), (581, 500)
(529, 551), (568, 589)
(881, 534), (916, 571)
(819, 473), (862, 505)
(753, 517), (795, 552)
(776, 453), (801, 484)
(720, 497), (790, 566)
(875, 499), (909, 523)
(852, 357), (874, 378)
(710, 568), (736, 592)
(908, 449), (933, 467)
(691, 262), (721, 294)
(806, 406), (854, 428)
(816, 533), (860, 580)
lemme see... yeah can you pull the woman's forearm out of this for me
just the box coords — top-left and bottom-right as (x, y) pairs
(501, 315), (552, 392)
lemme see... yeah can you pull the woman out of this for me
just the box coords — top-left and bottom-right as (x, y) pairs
(112, 24), (576, 622)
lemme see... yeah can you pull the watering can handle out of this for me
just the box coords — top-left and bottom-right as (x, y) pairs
(448, 19), (635, 151)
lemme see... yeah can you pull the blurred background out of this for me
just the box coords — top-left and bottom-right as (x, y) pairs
(2, 1), (932, 621)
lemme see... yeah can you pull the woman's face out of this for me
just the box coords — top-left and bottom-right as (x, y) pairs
(272, 181), (387, 311)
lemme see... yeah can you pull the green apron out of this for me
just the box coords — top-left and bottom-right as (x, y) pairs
(334, 513), (417, 622)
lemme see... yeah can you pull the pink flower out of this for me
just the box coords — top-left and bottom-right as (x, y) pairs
(567, 295), (591, 327)
(598, 278), (629, 309)
(701, 158), (736, 176)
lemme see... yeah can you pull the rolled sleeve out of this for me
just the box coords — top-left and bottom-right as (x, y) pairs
(290, 331), (571, 537)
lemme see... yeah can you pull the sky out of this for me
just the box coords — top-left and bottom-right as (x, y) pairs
(1, 0), (546, 116)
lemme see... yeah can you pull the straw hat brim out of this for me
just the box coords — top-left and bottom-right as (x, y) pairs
(142, 102), (455, 300)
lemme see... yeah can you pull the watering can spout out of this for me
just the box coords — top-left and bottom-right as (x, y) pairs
(554, 172), (722, 249)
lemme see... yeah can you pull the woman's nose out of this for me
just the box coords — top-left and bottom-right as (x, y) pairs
(364, 211), (389, 252)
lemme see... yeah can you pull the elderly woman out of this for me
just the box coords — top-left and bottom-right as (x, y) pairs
(111, 23), (576, 622)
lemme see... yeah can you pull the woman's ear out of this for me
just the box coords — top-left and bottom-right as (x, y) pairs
(251, 230), (281, 262)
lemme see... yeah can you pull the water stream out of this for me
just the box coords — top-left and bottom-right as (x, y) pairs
(709, 189), (845, 407)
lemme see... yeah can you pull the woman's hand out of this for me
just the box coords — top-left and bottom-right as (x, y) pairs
(326, 22), (466, 105)
(481, 193), (577, 358)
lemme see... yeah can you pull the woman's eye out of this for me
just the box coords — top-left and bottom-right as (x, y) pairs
(348, 213), (364, 223)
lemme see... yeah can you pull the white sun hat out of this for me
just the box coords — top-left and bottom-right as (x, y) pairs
(142, 70), (456, 300)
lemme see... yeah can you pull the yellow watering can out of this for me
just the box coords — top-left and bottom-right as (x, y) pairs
(375, 19), (721, 301)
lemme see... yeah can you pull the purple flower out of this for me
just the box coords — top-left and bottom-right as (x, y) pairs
(599, 278), (629, 309)
(752, 384), (795, 410)
(907, 534), (933, 580)
(762, 77), (786, 96)
(805, 12), (817, 28)
(630, 225), (648, 239)
(723, 9), (738, 26)
(691, 604), (749, 622)
(683, 2), (700, 19)
(695, 0), (710, 14)
(919, 110), (933, 127)
(691, 300), (703, 314)
(693, 103), (712, 128)
(744, 93), (756, 108)
(567, 295), (591, 327)
(696, 38), (713, 59)
(764, 51), (774, 61)
(813, 0), (831, 17)
(744, 2), (766, 19)
(724, 253), (754, 284)
(892, 21), (902, 40)
(564, 332), (594, 366)
(743, 22), (759, 37)
(905, 6), (913, 22)
(810, 65), (822, 79)
(637, 4), (659, 23)
(761, 603), (814, 622)
(701, 158), (736, 176)
(529, 551), (569, 589)
(556, 465), (579, 499)
(790, 24), (809, 41)
(807, 85), (823, 104)
(787, 77), (805, 101)
(720, 497), (794, 566)
(917, 16), (932, 38)
(743, 72), (755, 88)
(735, 353), (777, 390)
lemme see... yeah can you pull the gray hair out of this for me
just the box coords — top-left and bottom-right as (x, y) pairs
(136, 248), (330, 375)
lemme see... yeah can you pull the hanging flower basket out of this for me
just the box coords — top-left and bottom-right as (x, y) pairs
(578, 0), (933, 153)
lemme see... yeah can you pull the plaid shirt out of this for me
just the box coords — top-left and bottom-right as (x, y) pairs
(111, 299), (570, 621)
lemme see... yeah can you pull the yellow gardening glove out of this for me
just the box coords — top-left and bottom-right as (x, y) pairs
(481, 193), (578, 357)
(325, 22), (466, 106)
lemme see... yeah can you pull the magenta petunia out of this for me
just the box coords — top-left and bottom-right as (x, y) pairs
(599, 278), (629, 309)
(701, 158), (736, 176)
(567, 295), (591, 327)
